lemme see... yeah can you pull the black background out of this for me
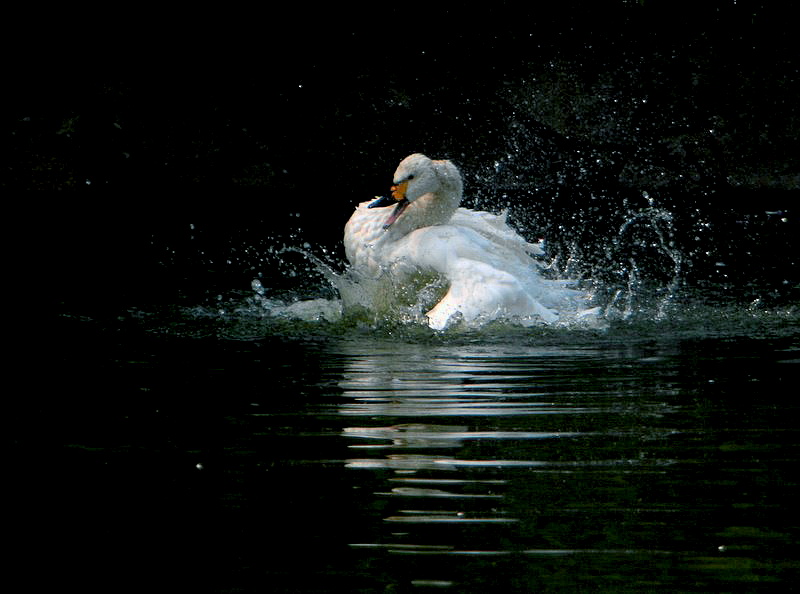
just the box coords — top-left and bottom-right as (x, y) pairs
(7, 2), (799, 311)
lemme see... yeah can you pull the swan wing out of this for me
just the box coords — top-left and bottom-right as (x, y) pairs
(426, 258), (558, 330)
(344, 201), (396, 272)
(385, 224), (559, 329)
(449, 208), (544, 256)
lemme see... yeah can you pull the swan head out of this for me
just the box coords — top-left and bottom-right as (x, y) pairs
(368, 153), (463, 229)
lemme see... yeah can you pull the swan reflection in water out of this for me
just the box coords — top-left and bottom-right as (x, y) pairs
(337, 342), (585, 530)
(338, 343), (529, 538)
(336, 339), (680, 576)
(338, 341), (610, 474)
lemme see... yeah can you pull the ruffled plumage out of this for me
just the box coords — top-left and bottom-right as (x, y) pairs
(344, 154), (591, 329)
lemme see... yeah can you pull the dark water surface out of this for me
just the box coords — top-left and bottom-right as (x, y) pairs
(18, 307), (799, 592)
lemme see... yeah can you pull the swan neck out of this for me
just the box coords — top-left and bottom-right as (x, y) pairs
(409, 183), (461, 230)
(419, 159), (462, 224)
(383, 156), (464, 236)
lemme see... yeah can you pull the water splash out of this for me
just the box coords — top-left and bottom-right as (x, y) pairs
(251, 245), (453, 329)
(240, 209), (683, 331)
(247, 246), (345, 323)
(599, 207), (684, 320)
(245, 236), (609, 333)
(126, 200), (795, 343)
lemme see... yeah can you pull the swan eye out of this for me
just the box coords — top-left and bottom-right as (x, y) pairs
(394, 174), (414, 184)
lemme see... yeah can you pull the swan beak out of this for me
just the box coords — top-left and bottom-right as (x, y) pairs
(382, 198), (409, 229)
(367, 181), (410, 229)
(391, 180), (409, 202)
(383, 181), (410, 228)
(367, 195), (395, 209)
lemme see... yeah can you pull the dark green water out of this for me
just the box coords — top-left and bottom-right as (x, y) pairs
(19, 301), (799, 593)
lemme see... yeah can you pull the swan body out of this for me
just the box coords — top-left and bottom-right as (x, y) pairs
(344, 154), (589, 329)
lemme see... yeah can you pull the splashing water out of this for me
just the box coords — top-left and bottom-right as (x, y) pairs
(118, 183), (794, 344)
(242, 206), (691, 333)
(249, 245), (450, 328)
(247, 247), (345, 323)
(599, 207), (683, 320)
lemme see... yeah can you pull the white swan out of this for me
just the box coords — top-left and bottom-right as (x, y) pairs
(344, 153), (590, 330)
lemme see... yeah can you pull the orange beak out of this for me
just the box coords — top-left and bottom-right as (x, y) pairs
(391, 180), (409, 202)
